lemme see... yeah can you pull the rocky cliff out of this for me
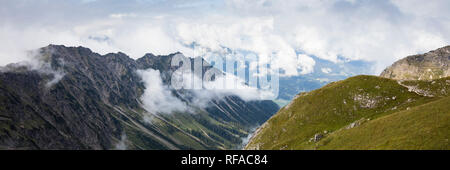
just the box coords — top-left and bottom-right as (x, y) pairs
(0, 45), (278, 150)
(380, 46), (450, 80)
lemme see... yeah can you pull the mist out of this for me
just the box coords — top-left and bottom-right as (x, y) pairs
(0, 49), (66, 87)
(137, 67), (275, 115)
(137, 69), (188, 114)
(1, 0), (449, 76)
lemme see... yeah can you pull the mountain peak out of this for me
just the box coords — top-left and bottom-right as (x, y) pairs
(0, 45), (278, 150)
(380, 45), (450, 80)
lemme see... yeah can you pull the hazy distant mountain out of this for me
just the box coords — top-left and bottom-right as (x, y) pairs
(276, 55), (373, 106)
(0, 45), (278, 150)
(246, 46), (450, 150)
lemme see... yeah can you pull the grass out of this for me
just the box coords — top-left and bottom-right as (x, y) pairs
(246, 75), (450, 150)
(317, 96), (450, 150)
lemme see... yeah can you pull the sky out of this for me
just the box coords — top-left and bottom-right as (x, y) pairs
(1, 0), (449, 75)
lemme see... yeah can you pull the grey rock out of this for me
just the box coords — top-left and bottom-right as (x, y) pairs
(310, 133), (324, 142)
(380, 46), (450, 80)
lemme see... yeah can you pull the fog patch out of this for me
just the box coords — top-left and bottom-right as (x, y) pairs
(44, 70), (65, 87)
(115, 133), (128, 150)
(137, 69), (188, 115)
(137, 68), (275, 116)
(239, 126), (259, 149)
(175, 72), (276, 109)
(0, 50), (66, 87)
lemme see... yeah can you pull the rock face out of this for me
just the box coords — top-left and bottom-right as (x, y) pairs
(0, 45), (279, 150)
(380, 46), (450, 80)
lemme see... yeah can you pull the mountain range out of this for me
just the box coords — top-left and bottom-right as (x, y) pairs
(0, 45), (279, 150)
(1, 44), (449, 150)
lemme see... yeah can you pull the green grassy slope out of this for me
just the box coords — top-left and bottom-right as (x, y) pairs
(317, 96), (449, 150)
(245, 75), (450, 150)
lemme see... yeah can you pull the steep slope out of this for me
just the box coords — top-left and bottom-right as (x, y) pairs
(380, 46), (450, 80)
(0, 45), (278, 150)
(316, 96), (450, 150)
(246, 75), (450, 150)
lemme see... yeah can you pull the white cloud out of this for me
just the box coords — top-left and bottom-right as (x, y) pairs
(0, 25), (82, 65)
(115, 133), (128, 150)
(137, 69), (188, 114)
(225, 0), (450, 73)
(390, 0), (450, 18)
(321, 68), (332, 74)
(175, 17), (300, 76)
(173, 71), (277, 107)
(297, 54), (316, 74)
(137, 68), (276, 115)
(0, 49), (66, 87)
(0, 0), (449, 76)
(109, 13), (137, 19)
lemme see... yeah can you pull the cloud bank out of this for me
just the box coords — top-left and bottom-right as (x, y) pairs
(138, 68), (276, 114)
(1, 0), (449, 75)
(137, 69), (188, 114)
(0, 50), (66, 87)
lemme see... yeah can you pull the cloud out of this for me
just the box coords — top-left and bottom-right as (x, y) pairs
(171, 70), (277, 108)
(137, 69), (188, 114)
(297, 54), (316, 74)
(139, 67), (266, 116)
(239, 126), (258, 149)
(390, 0), (450, 18)
(0, 49), (66, 87)
(0, 0), (449, 76)
(109, 13), (137, 19)
(225, 0), (450, 73)
(137, 66), (277, 115)
(321, 68), (332, 74)
(115, 133), (128, 150)
(175, 16), (301, 76)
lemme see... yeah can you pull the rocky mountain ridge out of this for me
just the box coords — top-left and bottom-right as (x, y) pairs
(0, 45), (279, 149)
(380, 46), (450, 80)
